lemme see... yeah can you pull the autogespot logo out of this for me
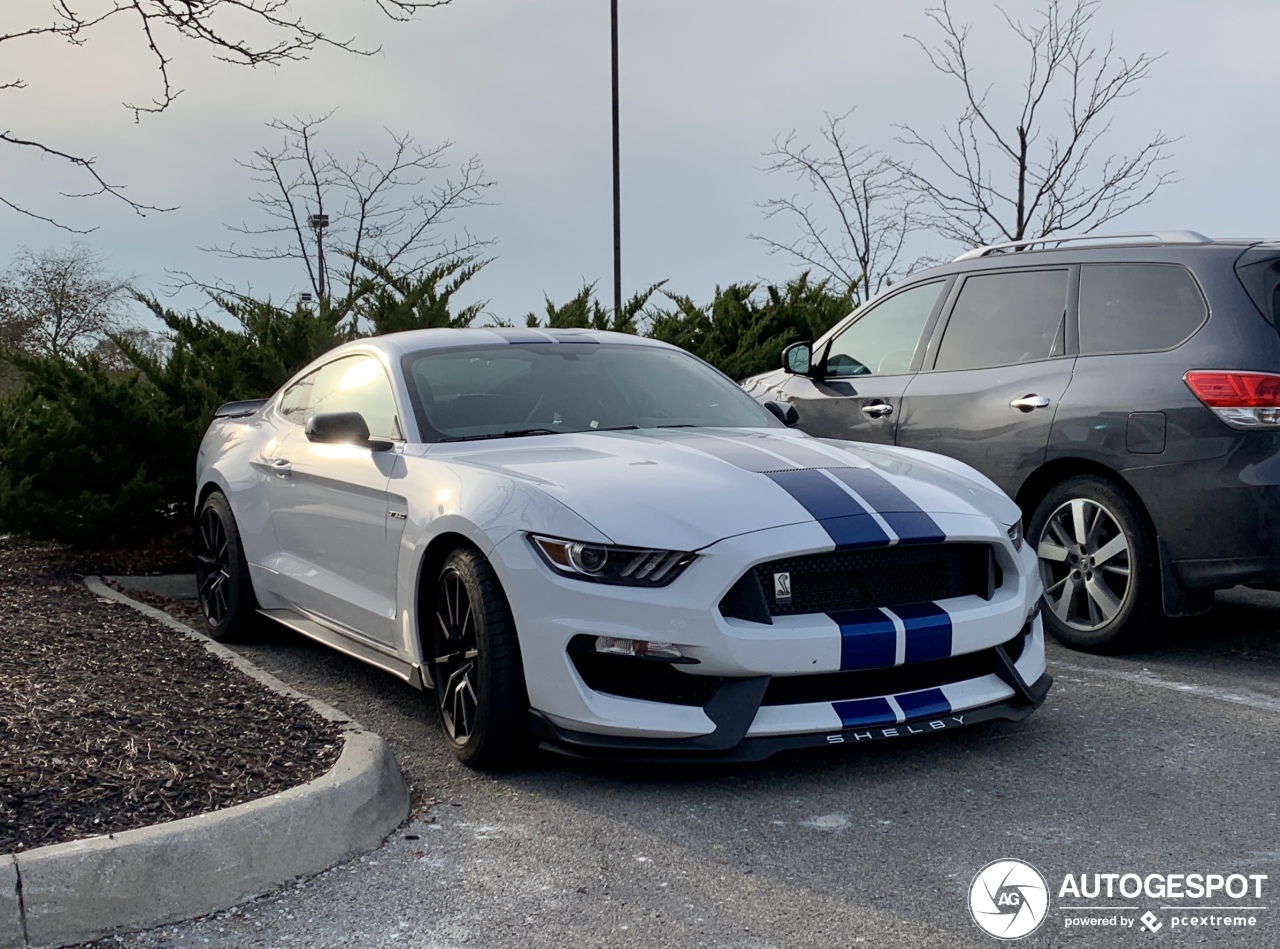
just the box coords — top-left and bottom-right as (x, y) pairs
(969, 859), (1051, 939)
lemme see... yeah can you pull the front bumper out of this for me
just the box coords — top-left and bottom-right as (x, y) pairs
(530, 664), (1052, 763)
(491, 519), (1048, 759)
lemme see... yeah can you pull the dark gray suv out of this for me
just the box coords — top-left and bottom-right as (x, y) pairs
(743, 231), (1280, 652)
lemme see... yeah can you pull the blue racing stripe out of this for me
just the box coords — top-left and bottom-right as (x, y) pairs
(833, 697), (896, 728)
(664, 432), (793, 472)
(824, 467), (946, 545)
(829, 607), (897, 670)
(893, 601), (953, 663)
(895, 688), (951, 719)
(764, 470), (891, 549)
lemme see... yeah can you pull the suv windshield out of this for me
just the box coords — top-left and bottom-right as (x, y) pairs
(402, 343), (776, 441)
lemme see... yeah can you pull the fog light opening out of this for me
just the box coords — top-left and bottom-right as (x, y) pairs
(593, 636), (685, 661)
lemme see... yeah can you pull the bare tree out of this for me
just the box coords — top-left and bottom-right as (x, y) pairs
(753, 110), (923, 306)
(895, 0), (1176, 249)
(0, 244), (133, 358)
(1, 0), (449, 231)
(195, 113), (494, 304)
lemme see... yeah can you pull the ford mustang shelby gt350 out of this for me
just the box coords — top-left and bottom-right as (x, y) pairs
(195, 328), (1050, 768)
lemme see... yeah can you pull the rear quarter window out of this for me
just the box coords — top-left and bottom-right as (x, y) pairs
(1235, 248), (1280, 328)
(1078, 263), (1207, 355)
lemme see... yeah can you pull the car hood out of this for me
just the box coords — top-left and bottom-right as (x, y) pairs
(435, 427), (1018, 551)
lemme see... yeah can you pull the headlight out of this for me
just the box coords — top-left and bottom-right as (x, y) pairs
(529, 534), (696, 586)
(1007, 519), (1024, 551)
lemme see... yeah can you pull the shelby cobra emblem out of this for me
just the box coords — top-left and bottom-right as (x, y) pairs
(773, 572), (792, 605)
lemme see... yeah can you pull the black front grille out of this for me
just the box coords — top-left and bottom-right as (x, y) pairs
(569, 652), (724, 706)
(761, 623), (1030, 706)
(723, 543), (994, 621)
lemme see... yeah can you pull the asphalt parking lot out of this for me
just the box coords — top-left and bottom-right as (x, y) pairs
(103, 588), (1280, 949)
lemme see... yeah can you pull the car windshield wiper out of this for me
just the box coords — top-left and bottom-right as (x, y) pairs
(594, 424), (640, 431)
(441, 428), (558, 442)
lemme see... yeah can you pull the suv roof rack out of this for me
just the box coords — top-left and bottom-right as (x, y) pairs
(952, 230), (1213, 262)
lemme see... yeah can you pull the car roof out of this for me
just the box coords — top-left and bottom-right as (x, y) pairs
(330, 327), (674, 361)
(903, 235), (1276, 285)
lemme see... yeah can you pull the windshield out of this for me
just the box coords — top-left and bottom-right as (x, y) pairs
(401, 342), (777, 442)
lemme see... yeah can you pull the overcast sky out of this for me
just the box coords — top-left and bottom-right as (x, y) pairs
(3, 0), (1278, 327)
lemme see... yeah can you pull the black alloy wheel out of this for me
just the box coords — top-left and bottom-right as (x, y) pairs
(433, 565), (481, 743)
(428, 548), (529, 769)
(1029, 475), (1162, 653)
(195, 491), (258, 642)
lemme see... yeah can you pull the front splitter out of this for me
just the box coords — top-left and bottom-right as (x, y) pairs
(530, 672), (1052, 764)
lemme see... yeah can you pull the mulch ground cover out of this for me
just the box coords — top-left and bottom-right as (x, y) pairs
(0, 536), (342, 853)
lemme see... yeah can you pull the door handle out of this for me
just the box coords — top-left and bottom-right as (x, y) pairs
(270, 458), (293, 478)
(861, 401), (894, 419)
(1010, 395), (1051, 412)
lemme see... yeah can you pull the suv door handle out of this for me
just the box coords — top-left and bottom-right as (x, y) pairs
(861, 401), (894, 419)
(1010, 395), (1051, 412)
(270, 459), (293, 478)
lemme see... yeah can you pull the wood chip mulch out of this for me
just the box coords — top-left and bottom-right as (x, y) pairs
(0, 538), (342, 854)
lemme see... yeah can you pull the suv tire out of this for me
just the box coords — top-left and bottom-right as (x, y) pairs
(1028, 475), (1163, 653)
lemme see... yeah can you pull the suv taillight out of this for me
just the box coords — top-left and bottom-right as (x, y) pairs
(1184, 371), (1280, 428)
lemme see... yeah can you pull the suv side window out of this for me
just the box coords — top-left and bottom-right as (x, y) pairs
(823, 280), (945, 378)
(1078, 263), (1207, 355)
(933, 269), (1069, 372)
(307, 354), (401, 441)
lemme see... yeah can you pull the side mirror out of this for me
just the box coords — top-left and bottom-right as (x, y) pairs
(763, 400), (800, 427)
(781, 341), (813, 376)
(305, 412), (393, 452)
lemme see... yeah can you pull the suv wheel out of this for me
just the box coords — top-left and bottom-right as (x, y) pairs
(1028, 475), (1162, 653)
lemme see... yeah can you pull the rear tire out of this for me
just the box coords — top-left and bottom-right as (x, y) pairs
(195, 491), (258, 642)
(1028, 475), (1163, 653)
(429, 547), (530, 770)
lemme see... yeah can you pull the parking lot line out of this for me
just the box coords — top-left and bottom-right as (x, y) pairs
(1052, 661), (1280, 715)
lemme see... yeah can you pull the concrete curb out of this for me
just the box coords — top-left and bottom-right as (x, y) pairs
(1, 580), (411, 949)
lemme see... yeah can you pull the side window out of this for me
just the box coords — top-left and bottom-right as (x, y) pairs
(823, 281), (945, 378)
(1079, 264), (1207, 355)
(278, 371), (316, 424)
(307, 355), (401, 441)
(934, 270), (1069, 372)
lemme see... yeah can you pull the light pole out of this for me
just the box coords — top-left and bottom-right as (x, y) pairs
(610, 0), (622, 322)
(308, 212), (330, 302)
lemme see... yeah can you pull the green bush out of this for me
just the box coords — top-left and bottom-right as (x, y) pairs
(0, 354), (192, 545)
(648, 273), (852, 379)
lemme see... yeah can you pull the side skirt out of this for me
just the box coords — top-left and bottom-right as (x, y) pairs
(257, 608), (425, 689)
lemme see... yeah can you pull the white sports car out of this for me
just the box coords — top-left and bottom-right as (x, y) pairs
(195, 328), (1050, 769)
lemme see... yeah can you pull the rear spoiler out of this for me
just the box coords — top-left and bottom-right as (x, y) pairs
(213, 399), (268, 419)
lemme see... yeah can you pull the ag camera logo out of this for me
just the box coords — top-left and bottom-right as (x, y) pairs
(969, 859), (1050, 939)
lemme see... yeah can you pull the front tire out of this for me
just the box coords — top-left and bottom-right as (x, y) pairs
(1028, 475), (1162, 653)
(195, 491), (258, 642)
(429, 547), (530, 770)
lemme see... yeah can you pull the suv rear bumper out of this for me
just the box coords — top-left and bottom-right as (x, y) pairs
(1171, 556), (1280, 590)
(1124, 438), (1280, 590)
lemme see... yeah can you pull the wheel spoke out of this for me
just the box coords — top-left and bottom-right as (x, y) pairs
(1037, 539), (1071, 563)
(1070, 499), (1089, 547)
(1049, 574), (1080, 622)
(1092, 534), (1128, 567)
(1085, 575), (1121, 622)
(1049, 519), (1075, 551)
